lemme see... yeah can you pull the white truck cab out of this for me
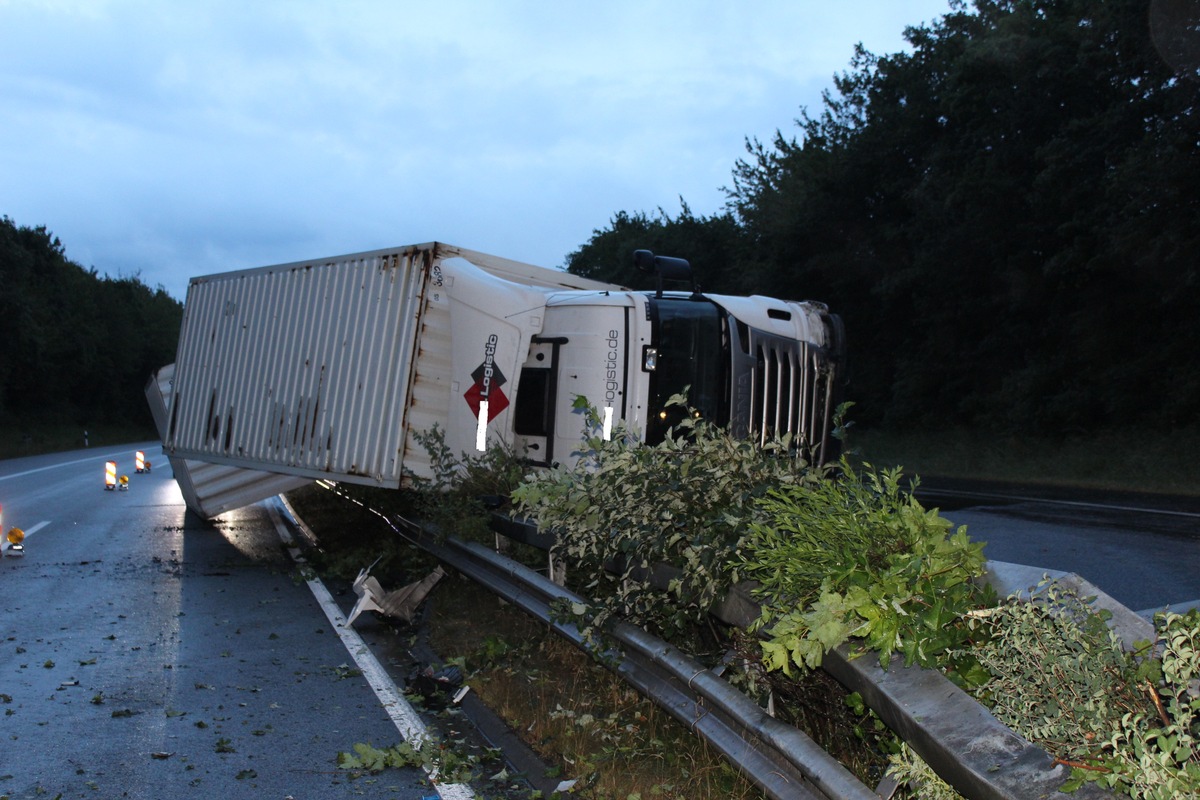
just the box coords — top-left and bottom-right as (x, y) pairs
(515, 263), (843, 470)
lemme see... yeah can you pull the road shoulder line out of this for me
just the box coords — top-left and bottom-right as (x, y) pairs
(266, 497), (475, 800)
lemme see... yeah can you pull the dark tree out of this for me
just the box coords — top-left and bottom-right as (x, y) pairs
(0, 216), (183, 431)
(577, 0), (1199, 434)
(565, 203), (748, 295)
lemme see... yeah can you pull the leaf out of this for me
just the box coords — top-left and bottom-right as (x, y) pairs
(337, 751), (364, 770)
(760, 640), (792, 675)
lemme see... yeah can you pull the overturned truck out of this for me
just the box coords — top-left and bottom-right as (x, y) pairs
(148, 242), (844, 517)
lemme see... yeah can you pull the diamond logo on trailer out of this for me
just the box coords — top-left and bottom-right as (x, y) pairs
(464, 334), (509, 422)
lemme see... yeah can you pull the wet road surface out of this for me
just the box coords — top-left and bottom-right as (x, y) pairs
(917, 478), (1200, 614)
(0, 445), (445, 800)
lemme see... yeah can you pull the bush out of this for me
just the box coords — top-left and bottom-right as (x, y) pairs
(890, 587), (1200, 799)
(512, 394), (827, 647)
(446, 396), (1200, 798)
(739, 463), (991, 675)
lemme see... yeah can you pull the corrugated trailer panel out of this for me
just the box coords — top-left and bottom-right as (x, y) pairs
(166, 247), (432, 488)
(146, 365), (310, 518)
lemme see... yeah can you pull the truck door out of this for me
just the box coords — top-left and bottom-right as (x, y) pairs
(514, 300), (633, 467)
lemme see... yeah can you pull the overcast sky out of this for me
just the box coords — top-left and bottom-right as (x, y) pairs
(2, 0), (952, 300)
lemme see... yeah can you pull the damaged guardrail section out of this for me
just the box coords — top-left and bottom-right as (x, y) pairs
(715, 578), (1120, 800)
(438, 536), (876, 800)
(358, 507), (877, 800)
(298, 481), (1134, 799)
(490, 514), (1123, 800)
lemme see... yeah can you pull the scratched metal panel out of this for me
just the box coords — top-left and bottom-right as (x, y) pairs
(166, 247), (432, 488)
(398, 293), (453, 485)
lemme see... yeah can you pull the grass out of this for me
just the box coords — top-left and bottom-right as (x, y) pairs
(848, 425), (1200, 496)
(429, 572), (763, 799)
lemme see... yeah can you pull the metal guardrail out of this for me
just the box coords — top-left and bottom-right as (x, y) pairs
(303, 488), (1119, 800)
(490, 514), (1120, 800)
(302, 484), (876, 800)
(424, 534), (878, 800)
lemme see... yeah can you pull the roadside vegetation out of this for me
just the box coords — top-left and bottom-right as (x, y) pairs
(510, 403), (1200, 796)
(430, 570), (762, 799)
(289, 401), (1200, 798)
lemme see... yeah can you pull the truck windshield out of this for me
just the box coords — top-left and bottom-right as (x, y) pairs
(645, 296), (726, 443)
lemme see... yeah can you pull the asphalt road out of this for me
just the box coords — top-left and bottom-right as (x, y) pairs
(0, 445), (461, 800)
(916, 479), (1200, 614)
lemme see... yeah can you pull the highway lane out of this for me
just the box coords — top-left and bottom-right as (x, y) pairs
(0, 446), (457, 800)
(917, 481), (1200, 615)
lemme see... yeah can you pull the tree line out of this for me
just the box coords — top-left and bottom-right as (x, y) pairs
(0, 216), (182, 435)
(566, 0), (1199, 435)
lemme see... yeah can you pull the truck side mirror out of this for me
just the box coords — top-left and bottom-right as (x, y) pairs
(632, 249), (697, 297)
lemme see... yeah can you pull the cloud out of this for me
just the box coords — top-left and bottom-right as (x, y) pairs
(1, 0), (951, 298)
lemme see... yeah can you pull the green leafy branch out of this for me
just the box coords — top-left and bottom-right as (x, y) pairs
(337, 737), (482, 785)
(739, 461), (991, 675)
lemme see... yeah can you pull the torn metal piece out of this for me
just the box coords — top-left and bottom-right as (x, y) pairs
(346, 563), (446, 626)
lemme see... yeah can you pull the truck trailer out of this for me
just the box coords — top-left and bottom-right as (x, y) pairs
(149, 242), (844, 517)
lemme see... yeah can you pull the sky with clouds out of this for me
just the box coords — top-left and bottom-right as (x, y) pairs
(2, 0), (953, 300)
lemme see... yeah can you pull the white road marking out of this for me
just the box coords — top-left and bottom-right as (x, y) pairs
(0, 450), (152, 482)
(266, 498), (475, 800)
